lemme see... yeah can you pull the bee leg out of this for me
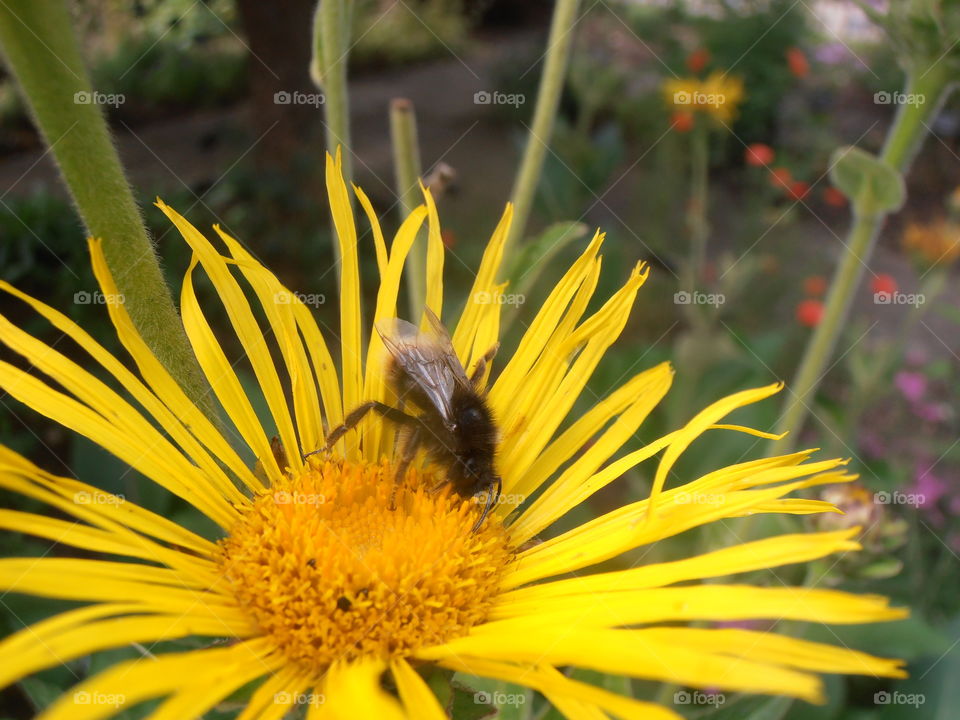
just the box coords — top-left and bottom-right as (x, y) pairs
(389, 426), (421, 510)
(468, 343), (500, 388)
(304, 402), (415, 459)
(471, 476), (502, 533)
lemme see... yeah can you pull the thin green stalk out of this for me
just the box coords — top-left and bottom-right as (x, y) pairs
(0, 0), (215, 420)
(505, 0), (581, 259)
(314, 0), (353, 186)
(771, 65), (953, 453)
(390, 98), (426, 318)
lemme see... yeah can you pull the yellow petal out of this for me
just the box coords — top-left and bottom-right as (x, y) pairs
(326, 151), (363, 456)
(37, 639), (279, 720)
(421, 627), (824, 702)
(318, 659), (406, 720)
(436, 656), (683, 719)
(502, 528), (861, 603)
(354, 184), (388, 278)
(0, 611), (255, 691)
(362, 205), (428, 460)
(391, 658), (447, 720)
(452, 203), (512, 361)
(0, 360), (234, 527)
(646, 383), (783, 520)
(237, 666), (313, 720)
(216, 225), (327, 456)
(86, 240), (264, 494)
(488, 584), (907, 627)
(158, 200), (301, 472)
(422, 182), (445, 320)
(180, 252), (282, 483)
(0, 448), (217, 560)
(509, 362), (672, 534)
(0, 278), (251, 505)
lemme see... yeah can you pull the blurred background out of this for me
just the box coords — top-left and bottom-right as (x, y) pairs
(1, 0), (959, 718)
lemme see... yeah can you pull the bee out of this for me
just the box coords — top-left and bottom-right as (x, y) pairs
(311, 309), (501, 530)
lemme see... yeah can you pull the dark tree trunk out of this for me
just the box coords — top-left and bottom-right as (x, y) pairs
(234, 0), (319, 169)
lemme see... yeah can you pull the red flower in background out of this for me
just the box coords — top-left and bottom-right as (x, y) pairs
(768, 167), (793, 190)
(787, 180), (811, 201)
(745, 143), (775, 167)
(823, 186), (847, 207)
(441, 229), (456, 249)
(871, 274), (898, 297)
(796, 299), (824, 327)
(786, 47), (809, 78)
(804, 275), (828, 296)
(687, 48), (710, 73)
(672, 110), (695, 132)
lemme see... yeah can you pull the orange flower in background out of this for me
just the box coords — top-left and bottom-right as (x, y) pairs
(687, 48), (710, 73)
(823, 186), (847, 207)
(902, 219), (960, 267)
(745, 143), (775, 167)
(672, 110), (695, 132)
(796, 299), (824, 327)
(871, 274), (898, 297)
(788, 180), (811, 201)
(804, 275), (828, 297)
(786, 47), (809, 78)
(768, 167), (793, 190)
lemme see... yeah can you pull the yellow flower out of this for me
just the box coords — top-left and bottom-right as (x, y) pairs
(663, 70), (745, 123)
(0, 151), (905, 718)
(901, 218), (960, 267)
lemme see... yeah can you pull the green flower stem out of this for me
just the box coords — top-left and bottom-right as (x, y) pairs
(390, 98), (426, 318)
(0, 0), (215, 421)
(315, 0), (353, 185)
(771, 64), (953, 453)
(505, 0), (581, 259)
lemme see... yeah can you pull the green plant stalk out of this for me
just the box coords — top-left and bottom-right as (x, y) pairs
(0, 0), (215, 420)
(505, 0), (581, 259)
(316, 0), (352, 186)
(390, 98), (425, 318)
(771, 65), (953, 453)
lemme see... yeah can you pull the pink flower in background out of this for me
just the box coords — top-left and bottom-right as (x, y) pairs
(894, 370), (927, 403)
(909, 463), (949, 509)
(913, 402), (950, 424)
(906, 347), (929, 366)
(859, 431), (887, 459)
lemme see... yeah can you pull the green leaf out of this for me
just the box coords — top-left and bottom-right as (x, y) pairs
(451, 673), (531, 719)
(829, 146), (905, 214)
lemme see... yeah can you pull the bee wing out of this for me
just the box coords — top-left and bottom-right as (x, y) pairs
(376, 310), (470, 423)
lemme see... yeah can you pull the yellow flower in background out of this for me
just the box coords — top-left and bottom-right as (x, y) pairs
(0, 151), (906, 718)
(902, 218), (960, 267)
(664, 70), (745, 123)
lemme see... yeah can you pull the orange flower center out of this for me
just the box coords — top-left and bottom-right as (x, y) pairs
(216, 455), (511, 670)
